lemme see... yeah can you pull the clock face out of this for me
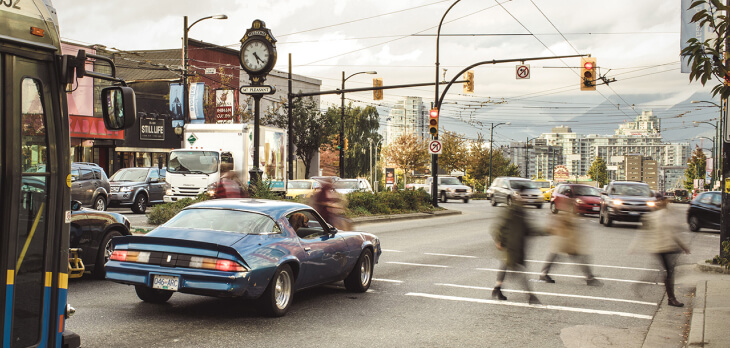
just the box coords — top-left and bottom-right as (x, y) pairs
(242, 40), (270, 72)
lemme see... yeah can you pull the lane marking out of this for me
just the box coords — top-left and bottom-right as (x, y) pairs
(435, 283), (657, 306)
(405, 293), (652, 320)
(381, 249), (403, 253)
(524, 259), (661, 272)
(702, 234), (720, 238)
(387, 261), (449, 268)
(373, 278), (403, 283)
(424, 253), (478, 259)
(475, 268), (663, 286)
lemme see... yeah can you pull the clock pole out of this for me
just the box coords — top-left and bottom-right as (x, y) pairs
(250, 94), (263, 189)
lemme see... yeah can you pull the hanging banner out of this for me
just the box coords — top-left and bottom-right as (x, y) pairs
(189, 82), (205, 124)
(215, 89), (235, 124)
(169, 83), (184, 128)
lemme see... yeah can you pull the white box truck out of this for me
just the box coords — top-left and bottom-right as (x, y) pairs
(164, 123), (287, 202)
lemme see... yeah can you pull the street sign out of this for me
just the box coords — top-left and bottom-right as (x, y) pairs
(516, 64), (530, 79)
(429, 140), (442, 154)
(204, 68), (216, 75)
(239, 85), (276, 94)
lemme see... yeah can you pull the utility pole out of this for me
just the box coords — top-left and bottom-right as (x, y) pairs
(722, 0), (730, 257)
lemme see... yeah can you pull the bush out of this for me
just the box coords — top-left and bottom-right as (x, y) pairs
(707, 240), (730, 270)
(345, 189), (435, 217)
(472, 192), (490, 200)
(147, 193), (211, 225)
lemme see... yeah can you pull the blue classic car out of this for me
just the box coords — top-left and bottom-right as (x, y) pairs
(105, 199), (381, 316)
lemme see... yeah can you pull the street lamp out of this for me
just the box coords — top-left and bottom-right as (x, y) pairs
(488, 122), (510, 189)
(182, 14), (227, 126)
(340, 71), (377, 177)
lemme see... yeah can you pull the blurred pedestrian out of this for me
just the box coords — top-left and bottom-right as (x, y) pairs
(310, 179), (352, 230)
(491, 186), (540, 304)
(539, 202), (600, 286)
(215, 163), (247, 198)
(630, 194), (690, 307)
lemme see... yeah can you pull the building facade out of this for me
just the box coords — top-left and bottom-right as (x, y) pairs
(384, 96), (427, 145)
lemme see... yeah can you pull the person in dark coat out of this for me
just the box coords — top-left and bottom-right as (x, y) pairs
(491, 186), (540, 304)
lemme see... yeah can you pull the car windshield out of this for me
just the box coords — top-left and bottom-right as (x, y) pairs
(510, 180), (537, 189)
(611, 184), (651, 196)
(533, 181), (551, 189)
(288, 181), (312, 190)
(334, 180), (358, 190)
(440, 177), (461, 185)
(573, 186), (600, 196)
(164, 208), (277, 234)
(168, 151), (219, 174)
(110, 168), (148, 182)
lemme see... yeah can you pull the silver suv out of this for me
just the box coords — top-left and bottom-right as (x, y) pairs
(71, 162), (110, 211)
(489, 177), (544, 208)
(109, 167), (167, 214)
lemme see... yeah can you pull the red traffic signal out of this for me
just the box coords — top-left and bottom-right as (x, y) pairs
(429, 108), (439, 136)
(580, 57), (596, 91)
(430, 108), (439, 118)
(583, 61), (594, 70)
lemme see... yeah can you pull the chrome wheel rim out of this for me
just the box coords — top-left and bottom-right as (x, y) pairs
(360, 254), (372, 286)
(104, 238), (114, 263)
(137, 197), (146, 211)
(274, 270), (292, 310)
(95, 198), (105, 210)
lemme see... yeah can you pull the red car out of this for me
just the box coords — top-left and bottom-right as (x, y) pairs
(550, 184), (602, 214)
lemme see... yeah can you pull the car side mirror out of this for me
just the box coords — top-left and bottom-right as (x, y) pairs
(101, 86), (136, 130)
(71, 200), (82, 211)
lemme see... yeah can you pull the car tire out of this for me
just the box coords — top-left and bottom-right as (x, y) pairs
(260, 264), (294, 317)
(463, 198), (469, 203)
(344, 249), (374, 293)
(132, 194), (148, 214)
(92, 230), (123, 279)
(491, 196), (497, 206)
(550, 202), (559, 214)
(135, 285), (173, 303)
(689, 215), (701, 232)
(604, 212), (613, 227)
(93, 195), (107, 211)
(599, 209), (605, 225)
(440, 192), (447, 203)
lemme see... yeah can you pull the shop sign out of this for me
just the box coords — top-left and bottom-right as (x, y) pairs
(140, 117), (164, 141)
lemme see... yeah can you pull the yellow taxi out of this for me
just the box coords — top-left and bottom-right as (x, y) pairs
(285, 179), (321, 199)
(533, 179), (553, 202)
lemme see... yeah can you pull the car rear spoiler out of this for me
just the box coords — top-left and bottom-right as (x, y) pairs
(111, 235), (250, 269)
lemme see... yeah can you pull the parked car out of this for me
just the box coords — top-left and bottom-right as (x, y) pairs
(550, 184), (601, 214)
(70, 200), (131, 279)
(109, 167), (167, 213)
(71, 162), (110, 211)
(599, 181), (656, 227)
(105, 199), (381, 317)
(285, 179), (321, 199)
(408, 176), (473, 203)
(334, 178), (373, 195)
(490, 177), (544, 208)
(687, 191), (722, 232)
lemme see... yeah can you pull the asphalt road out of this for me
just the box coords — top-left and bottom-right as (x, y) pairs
(68, 201), (718, 347)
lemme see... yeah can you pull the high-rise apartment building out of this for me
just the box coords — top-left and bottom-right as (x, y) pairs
(384, 96), (428, 145)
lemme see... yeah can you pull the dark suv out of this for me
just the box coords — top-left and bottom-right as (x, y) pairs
(599, 181), (656, 227)
(71, 162), (110, 211)
(109, 167), (167, 213)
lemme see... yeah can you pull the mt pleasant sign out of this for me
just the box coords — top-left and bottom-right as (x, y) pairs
(239, 85), (276, 94)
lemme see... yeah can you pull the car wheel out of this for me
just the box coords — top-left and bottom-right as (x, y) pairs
(604, 213), (613, 227)
(550, 202), (559, 214)
(93, 195), (107, 211)
(535, 204), (543, 209)
(135, 285), (173, 303)
(344, 249), (374, 293)
(689, 215), (701, 232)
(506, 196), (512, 207)
(463, 198), (469, 203)
(599, 209), (605, 225)
(260, 264), (294, 317)
(92, 230), (123, 279)
(491, 196), (497, 206)
(132, 194), (148, 214)
(440, 192), (447, 203)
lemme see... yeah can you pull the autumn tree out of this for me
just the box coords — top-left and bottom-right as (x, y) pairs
(684, 145), (709, 190)
(439, 130), (469, 175)
(465, 133), (520, 186)
(587, 156), (608, 187)
(381, 133), (430, 185)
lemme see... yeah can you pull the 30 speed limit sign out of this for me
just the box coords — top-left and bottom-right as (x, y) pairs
(429, 140), (442, 154)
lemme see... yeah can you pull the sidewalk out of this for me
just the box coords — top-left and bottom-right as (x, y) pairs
(686, 265), (730, 347)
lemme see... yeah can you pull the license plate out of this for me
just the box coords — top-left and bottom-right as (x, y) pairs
(629, 212), (639, 216)
(592, 207), (599, 211)
(152, 275), (179, 291)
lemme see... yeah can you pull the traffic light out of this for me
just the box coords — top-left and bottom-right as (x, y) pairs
(344, 138), (349, 150)
(334, 134), (341, 149)
(581, 57), (597, 91)
(373, 78), (383, 100)
(429, 108), (439, 137)
(463, 70), (474, 94)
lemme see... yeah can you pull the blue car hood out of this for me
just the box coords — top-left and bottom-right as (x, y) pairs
(148, 228), (247, 247)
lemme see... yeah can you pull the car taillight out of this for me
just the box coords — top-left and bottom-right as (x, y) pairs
(215, 259), (246, 272)
(110, 250), (127, 261)
(109, 250), (150, 263)
(188, 256), (246, 272)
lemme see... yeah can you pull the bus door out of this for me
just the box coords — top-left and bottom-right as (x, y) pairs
(1, 52), (62, 347)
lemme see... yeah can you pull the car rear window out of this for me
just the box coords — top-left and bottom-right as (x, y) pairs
(164, 208), (277, 234)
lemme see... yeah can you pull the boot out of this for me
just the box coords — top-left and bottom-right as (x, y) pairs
(539, 274), (555, 283)
(668, 297), (684, 307)
(492, 286), (507, 300)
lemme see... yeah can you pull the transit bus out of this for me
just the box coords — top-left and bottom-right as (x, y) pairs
(1, 2), (135, 347)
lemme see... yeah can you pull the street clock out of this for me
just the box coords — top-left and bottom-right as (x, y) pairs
(239, 19), (277, 84)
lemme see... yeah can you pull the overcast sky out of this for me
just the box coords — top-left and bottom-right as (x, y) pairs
(53, 0), (719, 147)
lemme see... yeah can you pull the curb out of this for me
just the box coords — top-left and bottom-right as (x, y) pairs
(696, 262), (730, 274)
(687, 281), (707, 347)
(352, 209), (462, 226)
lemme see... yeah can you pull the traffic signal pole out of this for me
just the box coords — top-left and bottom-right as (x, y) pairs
(722, 0), (729, 259)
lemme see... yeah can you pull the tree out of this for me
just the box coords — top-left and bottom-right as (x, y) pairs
(263, 96), (331, 178)
(381, 134), (429, 185)
(684, 145), (709, 190)
(681, 0), (730, 98)
(465, 134), (520, 184)
(321, 104), (381, 178)
(439, 131), (469, 175)
(587, 156), (608, 187)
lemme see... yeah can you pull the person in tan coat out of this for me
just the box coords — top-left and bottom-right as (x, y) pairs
(539, 199), (600, 286)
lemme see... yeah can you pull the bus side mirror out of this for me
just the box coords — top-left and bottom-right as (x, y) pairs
(101, 86), (136, 130)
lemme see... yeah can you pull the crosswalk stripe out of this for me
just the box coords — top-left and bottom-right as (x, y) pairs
(475, 268), (664, 286)
(405, 293), (653, 320)
(386, 261), (449, 268)
(435, 283), (657, 306)
(424, 253), (478, 258)
(524, 259), (661, 272)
